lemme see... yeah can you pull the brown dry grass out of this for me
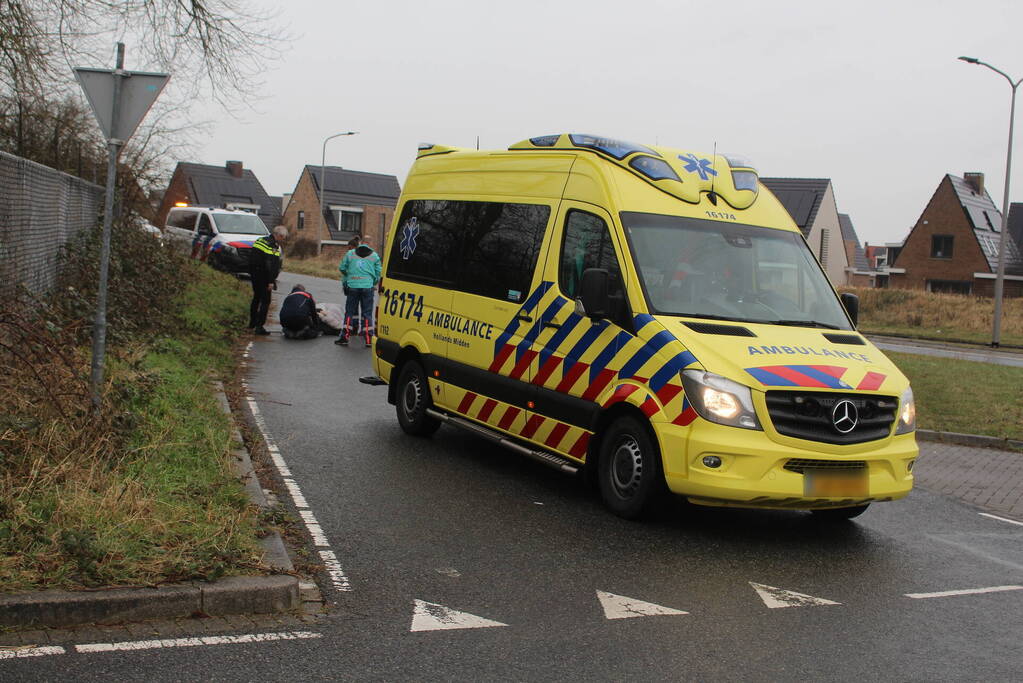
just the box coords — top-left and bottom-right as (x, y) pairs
(840, 286), (1023, 346)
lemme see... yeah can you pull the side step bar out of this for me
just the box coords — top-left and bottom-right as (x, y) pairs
(426, 408), (579, 475)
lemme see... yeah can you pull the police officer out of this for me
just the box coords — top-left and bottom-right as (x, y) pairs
(278, 284), (322, 339)
(248, 225), (288, 335)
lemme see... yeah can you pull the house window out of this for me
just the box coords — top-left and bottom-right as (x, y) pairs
(297, 211), (304, 230)
(330, 205), (363, 240)
(927, 279), (971, 295)
(931, 235), (954, 259)
(819, 228), (829, 267)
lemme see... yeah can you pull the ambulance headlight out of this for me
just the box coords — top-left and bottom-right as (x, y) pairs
(681, 370), (761, 430)
(896, 386), (916, 434)
(222, 244), (237, 257)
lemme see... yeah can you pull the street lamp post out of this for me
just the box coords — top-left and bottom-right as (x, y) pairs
(318, 131), (359, 255)
(958, 56), (1022, 348)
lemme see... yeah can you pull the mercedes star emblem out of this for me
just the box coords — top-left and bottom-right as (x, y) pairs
(831, 399), (859, 434)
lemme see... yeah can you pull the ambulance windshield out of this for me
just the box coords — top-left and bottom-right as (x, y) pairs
(622, 212), (852, 330)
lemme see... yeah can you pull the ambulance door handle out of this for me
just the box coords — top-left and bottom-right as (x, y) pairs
(542, 319), (562, 330)
(515, 314), (533, 323)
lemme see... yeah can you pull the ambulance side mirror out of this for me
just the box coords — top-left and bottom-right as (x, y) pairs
(576, 268), (610, 320)
(840, 292), (859, 327)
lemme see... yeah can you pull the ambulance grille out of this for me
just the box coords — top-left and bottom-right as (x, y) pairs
(783, 459), (867, 474)
(765, 391), (897, 445)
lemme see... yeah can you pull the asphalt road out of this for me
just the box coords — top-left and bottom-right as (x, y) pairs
(5, 271), (1022, 681)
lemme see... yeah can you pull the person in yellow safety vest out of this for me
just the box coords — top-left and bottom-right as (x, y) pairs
(248, 225), (288, 335)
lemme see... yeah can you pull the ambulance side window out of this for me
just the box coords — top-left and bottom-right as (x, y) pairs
(387, 200), (461, 286)
(458, 202), (549, 303)
(559, 210), (624, 302)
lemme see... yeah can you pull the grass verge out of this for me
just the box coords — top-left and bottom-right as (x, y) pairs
(284, 253), (340, 281)
(888, 351), (1023, 440)
(0, 229), (267, 593)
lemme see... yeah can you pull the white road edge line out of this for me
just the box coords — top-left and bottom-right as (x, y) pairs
(243, 364), (352, 592)
(978, 512), (1023, 527)
(75, 630), (322, 653)
(0, 646), (66, 659)
(905, 585), (1023, 599)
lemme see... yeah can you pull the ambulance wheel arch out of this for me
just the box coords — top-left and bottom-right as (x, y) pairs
(591, 407), (667, 519)
(384, 335), (432, 406)
(394, 357), (441, 437)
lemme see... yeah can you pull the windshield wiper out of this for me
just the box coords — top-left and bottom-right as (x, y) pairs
(769, 319), (842, 330)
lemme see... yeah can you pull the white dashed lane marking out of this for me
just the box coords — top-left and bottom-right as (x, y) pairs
(905, 585), (1023, 600)
(242, 342), (352, 592)
(0, 646), (66, 659)
(74, 631), (322, 653)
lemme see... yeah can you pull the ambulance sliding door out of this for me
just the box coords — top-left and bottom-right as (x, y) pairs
(442, 200), (552, 437)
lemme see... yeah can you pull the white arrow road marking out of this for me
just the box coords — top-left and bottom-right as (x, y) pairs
(596, 591), (688, 619)
(905, 585), (1023, 599)
(410, 600), (507, 632)
(750, 582), (841, 608)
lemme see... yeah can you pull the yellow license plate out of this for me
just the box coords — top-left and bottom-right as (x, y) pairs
(804, 469), (868, 497)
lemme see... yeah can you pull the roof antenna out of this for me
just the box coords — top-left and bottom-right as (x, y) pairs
(708, 141), (718, 205)
(476, 136), (480, 150)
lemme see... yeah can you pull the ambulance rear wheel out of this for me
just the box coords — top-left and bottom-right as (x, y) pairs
(396, 360), (440, 437)
(598, 416), (664, 520)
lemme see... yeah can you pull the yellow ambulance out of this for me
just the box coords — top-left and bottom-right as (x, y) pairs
(371, 134), (917, 520)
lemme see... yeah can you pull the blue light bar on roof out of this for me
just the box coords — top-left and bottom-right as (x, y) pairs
(568, 134), (660, 160)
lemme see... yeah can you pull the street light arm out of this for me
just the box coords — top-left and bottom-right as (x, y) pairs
(317, 131), (359, 256)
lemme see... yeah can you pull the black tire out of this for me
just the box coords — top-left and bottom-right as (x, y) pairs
(598, 416), (665, 520)
(395, 360), (441, 437)
(810, 504), (870, 521)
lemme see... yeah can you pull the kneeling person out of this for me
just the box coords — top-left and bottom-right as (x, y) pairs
(279, 284), (321, 339)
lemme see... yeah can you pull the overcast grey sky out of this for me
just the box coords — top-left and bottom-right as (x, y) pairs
(186, 0), (1021, 246)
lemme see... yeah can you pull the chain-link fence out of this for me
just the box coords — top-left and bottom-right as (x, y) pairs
(0, 151), (103, 294)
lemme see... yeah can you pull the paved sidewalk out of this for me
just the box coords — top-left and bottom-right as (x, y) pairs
(914, 440), (1023, 521)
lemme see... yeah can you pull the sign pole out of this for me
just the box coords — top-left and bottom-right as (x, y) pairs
(89, 43), (126, 410)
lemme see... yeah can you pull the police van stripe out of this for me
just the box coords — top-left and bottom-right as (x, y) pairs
(618, 330), (675, 379)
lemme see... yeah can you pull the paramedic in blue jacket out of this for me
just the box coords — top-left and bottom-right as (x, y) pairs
(336, 236), (382, 347)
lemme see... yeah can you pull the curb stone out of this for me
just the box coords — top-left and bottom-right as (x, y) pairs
(0, 383), (300, 630)
(917, 429), (1023, 452)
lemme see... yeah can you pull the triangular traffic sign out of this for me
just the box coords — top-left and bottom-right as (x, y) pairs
(596, 591), (688, 619)
(74, 68), (169, 142)
(409, 600), (507, 632)
(750, 582), (840, 608)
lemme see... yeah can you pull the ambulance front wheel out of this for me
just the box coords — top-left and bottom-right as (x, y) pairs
(395, 360), (441, 437)
(598, 416), (665, 520)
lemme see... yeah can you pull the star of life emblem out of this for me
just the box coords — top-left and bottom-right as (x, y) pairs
(400, 217), (419, 260)
(678, 153), (718, 181)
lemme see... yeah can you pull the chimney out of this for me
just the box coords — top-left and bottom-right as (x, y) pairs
(226, 160), (244, 178)
(964, 172), (984, 195)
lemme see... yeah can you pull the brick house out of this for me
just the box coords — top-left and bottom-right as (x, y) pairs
(281, 166), (400, 259)
(889, 173), (1023, 297)
(760, 177), (850, 285)
(155, 160), (281, 229)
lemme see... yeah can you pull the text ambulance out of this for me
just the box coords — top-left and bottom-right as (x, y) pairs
(372, 134), (917, 520)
